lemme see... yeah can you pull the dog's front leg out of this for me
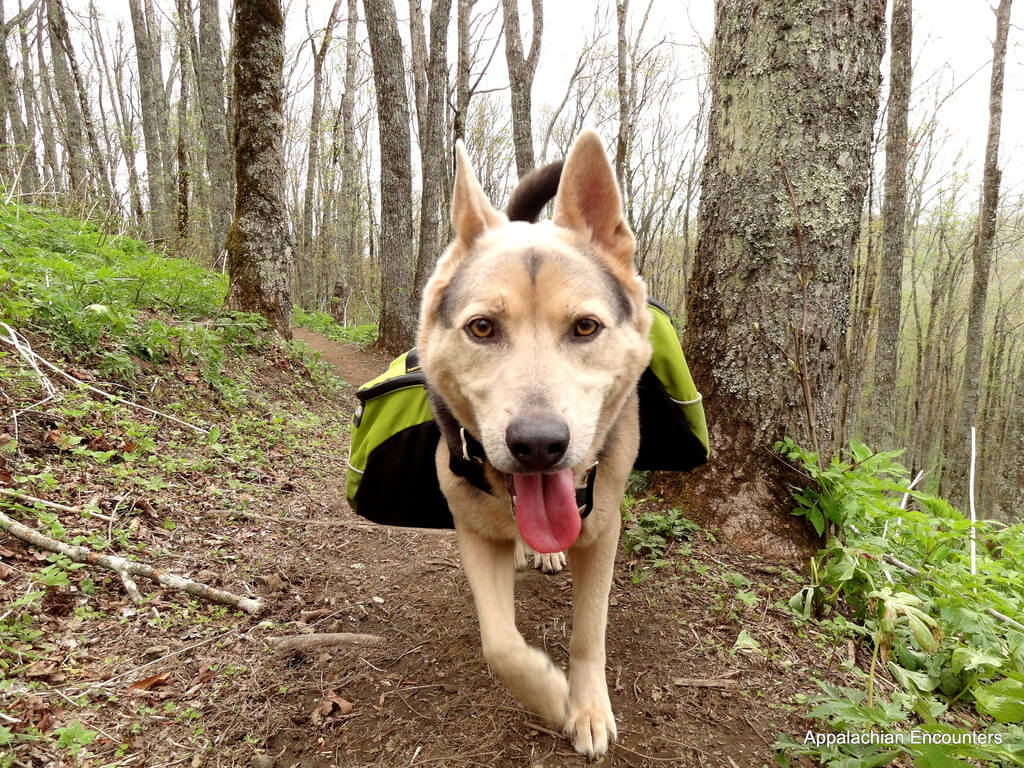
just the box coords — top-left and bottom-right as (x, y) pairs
(456, 524), (569, 725)
(565, 518), (620, 759)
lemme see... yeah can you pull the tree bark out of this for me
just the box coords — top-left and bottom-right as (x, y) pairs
(869, 0), (912, 450)
(45, 0), (86, 197)
(330, 0), (361, 320)
(34, 2), (59, 192)
(129, 0), (168, 241)
(363, 0), (417, 352)
(147, 0), (178, 234)
(947, 0), (1012, 510)
(196, 0), (234, 265)
(411, 0), (452, 299)
(665, 0), (886, 559)
(299, 0), (343, 307)
(17, 0), (41, 198)
(614, 0), (629, 193)
(176, 0), (191, 248)
(501, 0), (541, 176)
(225, 0), (294, 339)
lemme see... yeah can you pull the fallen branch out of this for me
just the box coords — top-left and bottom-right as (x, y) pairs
(0, 487), (115, 522)
(0, 508), (263, 614)
(266, 633), (384, 652)
(0, 323), (208, 434)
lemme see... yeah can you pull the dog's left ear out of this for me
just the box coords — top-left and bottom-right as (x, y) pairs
(452, 140), (505, 246)
(553, 129), (635, 268)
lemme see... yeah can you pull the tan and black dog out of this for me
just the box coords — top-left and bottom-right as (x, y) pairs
(417, 130), (652, 759)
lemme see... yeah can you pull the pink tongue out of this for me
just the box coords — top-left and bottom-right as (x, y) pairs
(512, 469), (581, 553)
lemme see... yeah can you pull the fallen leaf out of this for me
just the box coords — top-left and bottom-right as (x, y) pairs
(128, 672), (172, 693)
(309, 690), (354, 725)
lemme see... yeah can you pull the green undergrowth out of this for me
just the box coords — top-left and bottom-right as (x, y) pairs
(774, 439), (1024, 767)
(0, 202), (351, 765)
(293, 307), (377, 348)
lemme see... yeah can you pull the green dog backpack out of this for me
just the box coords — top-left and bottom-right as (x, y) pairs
(345, 299), (709, 529)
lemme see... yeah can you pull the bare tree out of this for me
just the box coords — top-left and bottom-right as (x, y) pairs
(869, 0), (913, 449)
(129, 0), (168, 240)
(226, 0), (294, 338)
(297, 0), (344, 305)
(195, 0), (234, 265)
(948, 0), (1013, 509)
(500, 0), (541, 176)
(364, 0), (417, 352)
(410, 0), (452, 298)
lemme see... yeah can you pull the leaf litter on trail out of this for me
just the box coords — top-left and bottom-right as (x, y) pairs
(309, 690), (354, 726)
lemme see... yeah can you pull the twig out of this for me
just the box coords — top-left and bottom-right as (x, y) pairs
(671, 676), (740, 690)
(0, 323), (208, 434)
(119, 571), (143, 604)
(266, 633), (385, 652)
(0, 508), (263, 614)
(0, 487), (115, 522)
(523, 720), (562, 739)
(849, 523), (1024, 635)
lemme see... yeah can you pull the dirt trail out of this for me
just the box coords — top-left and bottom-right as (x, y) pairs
(271, 329), (821, 767)
(292, 327), (393, 387)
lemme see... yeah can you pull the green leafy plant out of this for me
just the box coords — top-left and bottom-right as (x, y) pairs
(623, 507), (700, 561)
(775, 438), (1024, 766)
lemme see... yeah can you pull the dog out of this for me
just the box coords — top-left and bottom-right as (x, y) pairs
(417, 130), (652, 759)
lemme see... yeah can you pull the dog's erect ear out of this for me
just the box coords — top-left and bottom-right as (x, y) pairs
(553, 130), (635, 268)
(452, 140), (504, 245)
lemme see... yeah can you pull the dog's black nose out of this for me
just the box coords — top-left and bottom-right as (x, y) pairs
(506, 416), (570, 471)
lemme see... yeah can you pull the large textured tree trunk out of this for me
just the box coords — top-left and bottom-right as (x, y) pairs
(129, 0), (168, 241)
(666, 0), (886, 558)
(947, 0), (1012, 511)
(364, 0), (417, 352)
(501, 0), (541, 176)
(175, 0), (191, 248)
(411, 0), (452, 299)
(147, 0), (178, 234)
(225, 0), (294, 339)
(869, 0), (912, 450)
(35, 3), (59, 192)
(196, 0), (234, 266)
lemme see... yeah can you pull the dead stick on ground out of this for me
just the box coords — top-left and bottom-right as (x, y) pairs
(266, 633), (385, 652)
(0, 487), (115, 522)
(0, 509), (263, 614)
(0, 325), (208, 434)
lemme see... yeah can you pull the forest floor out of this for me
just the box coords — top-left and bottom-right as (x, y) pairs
(2, 324), (853, 768)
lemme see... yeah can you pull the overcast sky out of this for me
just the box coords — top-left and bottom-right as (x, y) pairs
(87, 1), (1023, 199)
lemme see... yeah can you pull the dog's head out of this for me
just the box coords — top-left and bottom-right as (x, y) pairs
(418, 130), (652, 552)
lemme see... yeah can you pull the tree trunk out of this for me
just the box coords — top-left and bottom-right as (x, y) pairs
(147, 0), (178, 234)
(225, 0), (294, 339)
(129, 0), (168, 241)
(947, 0), (1012, 510)
(196, 0), (234, 265)
(45, 0), (86, 197)
(330, 0), (361, 320)
(1, 1), (39, 197)
(614, 0), (629, 193)
(501, 0), (541, 176)
(664, 0), (886, 559)
(299, 0), (343, 307)
(869, 0), (912, 450)
(176, 0), (191, 248)
(17, 0), (40, 199)
(363, 0), (417, 352)
(49, 0), (114, 204)
(411, 0), (452, 299)
(35, 3), (60, 192)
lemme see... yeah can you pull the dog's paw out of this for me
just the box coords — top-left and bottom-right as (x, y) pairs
(532, 551), (566, 574)
(564, 698), (617, 760)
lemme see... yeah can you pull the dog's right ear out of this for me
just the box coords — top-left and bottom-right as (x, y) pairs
(452, 141), (504, 245)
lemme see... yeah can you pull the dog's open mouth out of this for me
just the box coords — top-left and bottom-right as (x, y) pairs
(512, 469), (581, 553)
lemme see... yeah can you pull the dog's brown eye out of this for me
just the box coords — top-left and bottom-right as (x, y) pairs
(466, 317), (495, 339)
(573, 317), (601, 338)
